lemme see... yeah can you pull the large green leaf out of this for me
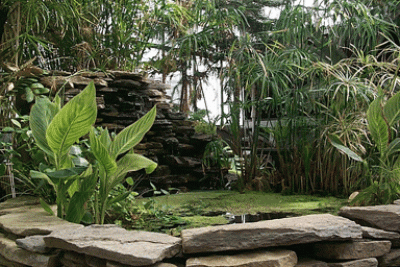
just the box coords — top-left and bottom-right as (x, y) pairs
(46, 82), (97, 161)
(46, 167), (87, 180)
(65, 167), (97, 223)
(329, 134), (363, 162)
(110, 153), (157, 189)
(384, 90), (400, 127)
(89, 127), (117, 176)
(110, 106), (156, 159)
(30, 170), (56, 189)
(99, 128), (112, 149)
(367, 97), (389, 154)
(29, 97), (58, 157)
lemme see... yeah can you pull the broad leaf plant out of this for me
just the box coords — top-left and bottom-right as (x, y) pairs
(29, 82), (157, 223)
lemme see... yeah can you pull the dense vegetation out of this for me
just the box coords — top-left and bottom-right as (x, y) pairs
(1, 0), (400, 208)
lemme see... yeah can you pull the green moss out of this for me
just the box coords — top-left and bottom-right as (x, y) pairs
(135, 190), (347, 216)
(183, 215), (230, 228)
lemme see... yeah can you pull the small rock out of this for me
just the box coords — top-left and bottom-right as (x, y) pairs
(186, 249), (297, 267)
(313, 240), (391, 260)
(327, 258), (378, 267)
(15, 235), (51, 254)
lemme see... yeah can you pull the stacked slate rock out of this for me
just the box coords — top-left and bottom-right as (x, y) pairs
(38, 70), (211, 192)
(5, 197), (400, 266)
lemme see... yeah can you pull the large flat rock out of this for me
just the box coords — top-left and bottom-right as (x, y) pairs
(186, 249), (297, 267)
(313, 240), (391, 260)
(339, 205), (400, 232)
(181, 214), (362, 254)
(43, 224), (181, 266)
(0, 206), (83, 236)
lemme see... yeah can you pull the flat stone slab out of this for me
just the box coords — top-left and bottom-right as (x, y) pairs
(181, 214), (362, 254)
(0, 205), (83, 236)
(361, 226), (400, 240)
(339, 205), (400, 232)
(186, 250), (297, 267)
(43, 224), (181, 266)
(313, 240), (391, 260)
(327, 258), (378, 267)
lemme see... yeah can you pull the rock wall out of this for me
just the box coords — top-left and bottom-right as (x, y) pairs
(2, 196), (400, 267)
(36, 70), (215, 192)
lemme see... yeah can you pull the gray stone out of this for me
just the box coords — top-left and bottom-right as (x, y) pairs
(186, 249), (297, 267)
(378, 248), (400, 266)
(339, 205), (400, 232)
(296, 258), (328, 267)
(361, 226), (400, 240)
(0, 233), (55, 267)
(0, 205), (83, 236)
(313, 240), (391, 260)
(394, 199), (400, 205)
(327, 258), (378, 267)
(181, 214), (362, 254)
(16, 235), (51, 253)
(44, 224), (181, 266)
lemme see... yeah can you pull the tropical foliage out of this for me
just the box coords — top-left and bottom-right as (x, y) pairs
(2, 0), (400, 202)
(29, 82), (157, 223)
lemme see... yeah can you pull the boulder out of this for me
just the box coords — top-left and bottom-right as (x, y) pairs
(186, 249), (297, 267)
(43, 224), (181, 266)
(313, 240), (391, 260)
(339, 205), (400, 232)
(327, 258), (378, 267)
(181, 214), (362, 254)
